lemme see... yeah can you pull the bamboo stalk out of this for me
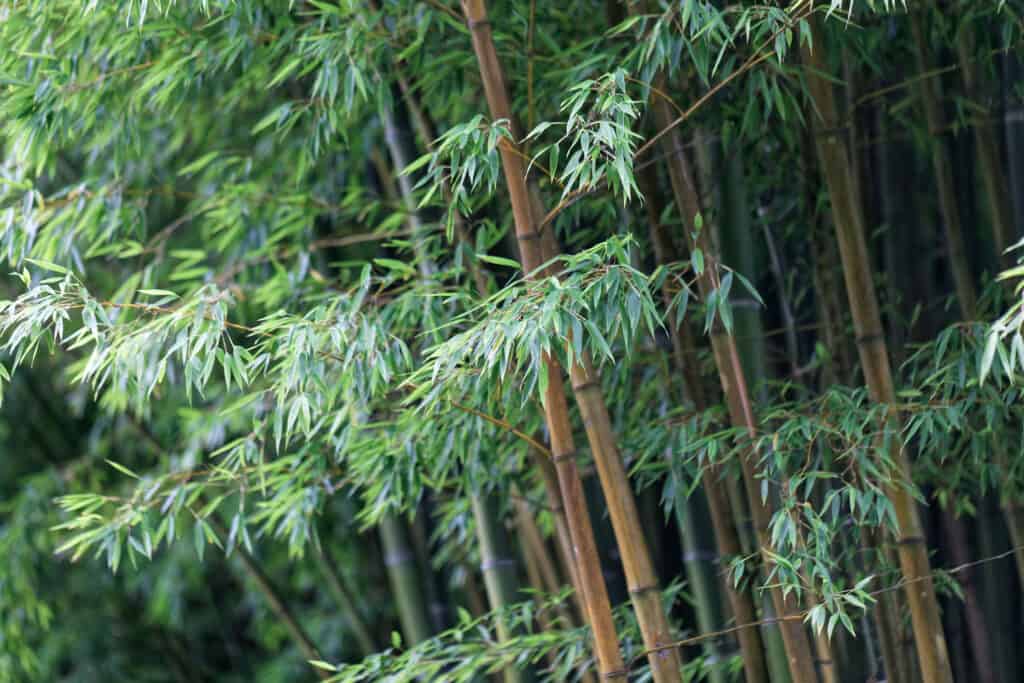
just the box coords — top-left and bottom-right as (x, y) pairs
(908, 6), (977, 320)
(800, 16), (954, 683)
(907, 12), (1010, 678)
(315, 546), (379, 658)
(717, 137), (840, 683)
(388, 56), (590, 621)
(940, 511), (995, 683)
(463, 3), (690, 680)
(955, 16), (1014, 267)
(380, 93), (542, 680)
(128, 422), (330, 679)
(1004, 52), (1024, 239)
(639, 155), (772, 683)
(379, 513), (434, 645)
(459, 2), (627, 676)
(645, 78), (819, 683)
(472, 494), (538, 683)
(207, 517), (330, 680)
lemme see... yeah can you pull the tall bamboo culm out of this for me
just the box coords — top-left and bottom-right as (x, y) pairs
(471, 494), (538, 683)
(461, 3), (689, 681)
(955, 13), (1014, 266)
(459, 1), (626, 677)
(209, 516), (330, 680)
(800, 15), (954, 683)
(644, 79), (819, 683)
(379, 91), (540, 682)
(639, 159), (772, 683)
(379, 513), (434, 646)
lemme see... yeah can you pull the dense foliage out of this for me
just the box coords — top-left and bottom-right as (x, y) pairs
(1, 1), (1023, 681)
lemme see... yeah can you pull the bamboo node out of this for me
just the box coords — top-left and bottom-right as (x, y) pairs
(628, 583), (660, 597)
(383, 550), (415, 567)
(896, 535), (925, 546)
(855, 332), (884, 345)
(552, 450), (578, 464)
(480, 557), (516, 571)
(571, 379), (600, 393)
(601, 668), (630, 679)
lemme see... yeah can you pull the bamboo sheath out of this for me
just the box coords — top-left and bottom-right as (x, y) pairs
(800, 16), (954, 683)
(461, 2), (686, 679)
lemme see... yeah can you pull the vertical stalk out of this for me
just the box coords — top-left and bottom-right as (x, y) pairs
(908, 13), (1015, 676)
(715, 137), (838, 683)
(800, 17), (954, 683)
(379, 513), (434, 645)
(463, 3), (689, 680)
(646, 79), (819, 683)
(315, 546), (379, 657)
(460, 1), (627, 676)
(207, 517), (329, 680)
(939, 511), (995, 683)
(1004, 52), (1024, 238)
(908, 5), (977, 320)
(380, 94), (539, 680)
(956, 17), (1014, 266)
(638, 150), (771, 683)
(471, 494), (538, 683)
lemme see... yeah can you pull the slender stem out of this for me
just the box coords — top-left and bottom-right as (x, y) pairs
(379, 513), (434, 645)
(801, 15), (954, 683)
(207, 517), (330, 680)
(471, 494), (537, 683)
(638, 156), (772, 683)
(314, 546), (379, 658)
(956, 18), (1014, 266)
(646, 71), (819, 683)
(908, 6), (977, 320)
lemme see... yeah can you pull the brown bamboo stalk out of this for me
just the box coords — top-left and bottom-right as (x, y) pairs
(907, 12), (1008, 679)
(940, 511), (995, 683)
(638, 161), (772, 683)
(645, 81), (819, 683)
(846, 68), (916, 683)
(800, 16), (954, 683)
(460, 1), (627, 676)
(908, 6), (977, 320)
(389, 66), (588, 610)
(955, 17), (1015, 267)
(462, 4), (690, 680)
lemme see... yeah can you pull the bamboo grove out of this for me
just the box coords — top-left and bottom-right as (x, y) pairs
(1, 0), (1024, 681)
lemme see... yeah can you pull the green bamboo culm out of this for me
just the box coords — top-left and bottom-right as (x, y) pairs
(379, 514), (434, 646)
(471, 493), (538, 683)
